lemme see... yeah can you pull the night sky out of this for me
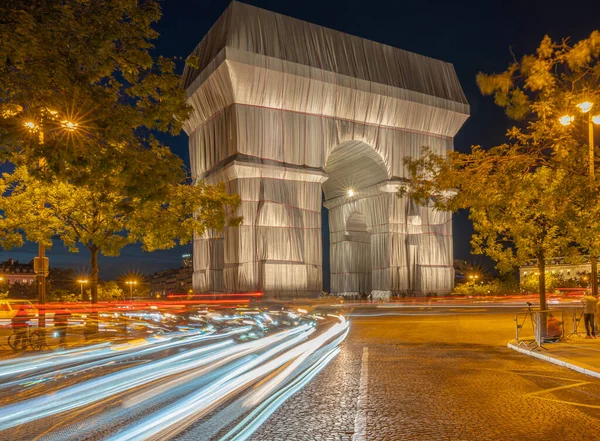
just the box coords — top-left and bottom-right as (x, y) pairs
(3, 0), (600, 282)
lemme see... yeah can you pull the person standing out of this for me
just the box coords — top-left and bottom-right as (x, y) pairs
(582, 292), (598, 339)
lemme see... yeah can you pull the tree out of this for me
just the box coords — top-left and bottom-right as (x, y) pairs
(97, 281), (124, 302)
(476, 32), (600, 297)
(7, 281), (37, 299)
(0, 0), (243, 317)
(403, 32), (600, 309)
(47, 267), (77, 292)
(404, 149), (574, 309)
(0, 0), (190, 199)
(47, 289), (79, 303)
(0, 166), (240, 305)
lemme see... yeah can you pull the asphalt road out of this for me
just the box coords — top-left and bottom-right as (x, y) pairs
(3, 305), (600, 440)
(248, 306), (600, 441)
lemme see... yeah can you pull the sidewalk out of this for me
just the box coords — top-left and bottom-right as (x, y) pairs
(508, 335), (600, 379)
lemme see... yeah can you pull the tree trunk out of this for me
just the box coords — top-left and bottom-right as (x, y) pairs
(537, 255), (546, 311)
(85, 246), (100, 338)
(90, 247), (99, 304)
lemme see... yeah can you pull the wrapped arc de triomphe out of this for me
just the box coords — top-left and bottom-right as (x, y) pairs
(182, 2), (469, 298)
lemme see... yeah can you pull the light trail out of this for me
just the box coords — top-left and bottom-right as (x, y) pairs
(0, 328), (243, 382)
(0, 328), (247, 392)
(106, 316), (348, 441)
(222, 346), (341, 441)
(0, 314), (348, 441)
(0, 326), (312, 430)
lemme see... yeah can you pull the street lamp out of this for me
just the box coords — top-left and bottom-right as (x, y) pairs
(61, 120), (78, 132)
(10, 110), (80, 335)
(560, 101), (600, 297)
(78, 279), (88, 301)
(125, 280), (137, 301)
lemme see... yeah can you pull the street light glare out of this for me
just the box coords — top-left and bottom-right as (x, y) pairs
(577, 101), (593, 113)
(347, 189), (355, 197)
(593, 115), (600, 125)
(24, 121), (38, 131)
(559, 115), (574, 126)
(61, 120), (79, 132)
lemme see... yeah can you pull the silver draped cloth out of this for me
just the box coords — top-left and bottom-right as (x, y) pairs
(183, 1), (469, 297)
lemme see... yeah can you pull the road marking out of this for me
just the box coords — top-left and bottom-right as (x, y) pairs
(527, 396), (600, 409)
(523, 381), (590, 397)
(353, 346), (369, 441)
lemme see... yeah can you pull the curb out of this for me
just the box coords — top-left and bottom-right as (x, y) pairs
(508, 342), (600, 380)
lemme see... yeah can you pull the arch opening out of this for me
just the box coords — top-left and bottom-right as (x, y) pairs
(323, 141), (388, 200)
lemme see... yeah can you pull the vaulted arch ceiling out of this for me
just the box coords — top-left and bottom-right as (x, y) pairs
(323, 141), (389, 200)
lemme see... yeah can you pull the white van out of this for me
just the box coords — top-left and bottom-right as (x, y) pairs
(0, 299), (37, 320)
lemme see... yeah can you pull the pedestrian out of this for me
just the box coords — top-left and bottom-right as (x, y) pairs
(53, 308), (71, 347)
(581, 292), (598, 339)
(11, 305), (29, 350)
(545, 313), (562, 341)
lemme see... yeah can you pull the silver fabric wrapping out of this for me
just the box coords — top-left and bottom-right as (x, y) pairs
(185, 2), (469, 297)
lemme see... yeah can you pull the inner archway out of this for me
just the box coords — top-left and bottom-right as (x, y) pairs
(324, 141), (388, 296)
(345, 211), (372, 294)
(322, 141), (388, 200)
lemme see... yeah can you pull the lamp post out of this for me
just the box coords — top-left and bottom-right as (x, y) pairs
(78, 279), (88, 301)
(126, 281), (137, 301)
(24, 116), (79, 332)
(560, 102), (600, 297)
(24, 121), (49, 333)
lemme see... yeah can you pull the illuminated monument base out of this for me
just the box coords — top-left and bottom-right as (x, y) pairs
(183, 2), (469, 297)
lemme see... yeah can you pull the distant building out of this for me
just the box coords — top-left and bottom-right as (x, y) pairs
(519, 257), (592, 281)
(0, 259), (36, 285)
(149, 254), (193, 297)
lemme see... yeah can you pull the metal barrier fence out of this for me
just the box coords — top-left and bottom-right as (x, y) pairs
(514, 309), (567, 350)
(562, 307), (585, 339)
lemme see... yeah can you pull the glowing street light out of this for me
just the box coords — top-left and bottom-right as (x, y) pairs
(559, 115), (574, 126)
(24, 121), (38, 131)
(78, 279), (88, 300)
(577, 101), (593, 113)
(347, 189), (355, 197)
(126, 280), (138, 300)
(61, 120), (79, 132)
(559, 102), (600, 298)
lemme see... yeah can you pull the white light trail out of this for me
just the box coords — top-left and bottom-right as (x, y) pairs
(0, 314), (349, 441)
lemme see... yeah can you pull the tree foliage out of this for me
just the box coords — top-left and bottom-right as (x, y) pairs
(519, 272), (587, 294)
(403, 32), (600, 307)
(0, 166), (241, 302)
(0, 0), (243, 307)
(0, 0), (191, 197)
(96, 281), (124, 302)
